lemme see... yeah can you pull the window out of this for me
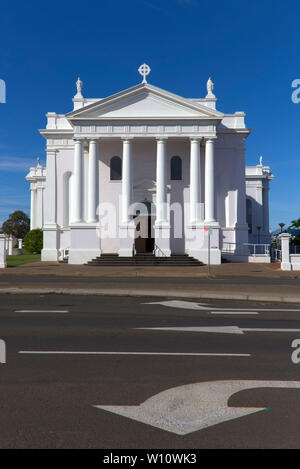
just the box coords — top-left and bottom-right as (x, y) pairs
(246, 198), (252, 234)
(170, 156), (182, 180)
(110, 156), (122, 180)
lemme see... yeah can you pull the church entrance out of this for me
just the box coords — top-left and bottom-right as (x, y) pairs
(134, 201), (154, 254)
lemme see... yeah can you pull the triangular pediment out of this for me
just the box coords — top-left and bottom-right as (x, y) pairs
(67, 83), (223, 120)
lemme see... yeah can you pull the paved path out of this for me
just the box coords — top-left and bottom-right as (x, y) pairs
(0, 261), (296, 278)
(0, 262), (300, 303)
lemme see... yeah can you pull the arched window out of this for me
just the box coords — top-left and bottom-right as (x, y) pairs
(171, 156), (182, 180)
(110, 156), (122, 180)
(246, 198), (252, 234)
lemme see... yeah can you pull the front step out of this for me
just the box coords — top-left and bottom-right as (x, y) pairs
(87, 253), (204, 267)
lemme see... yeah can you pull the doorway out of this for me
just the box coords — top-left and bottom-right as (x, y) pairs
(134, 201), (154, 254)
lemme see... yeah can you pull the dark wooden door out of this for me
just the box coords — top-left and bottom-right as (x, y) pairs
(134, 205), (154, 253)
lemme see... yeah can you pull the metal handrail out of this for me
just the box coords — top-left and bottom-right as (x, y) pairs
(154, 244), (167, 257)
(132, 243), (136, 257)
(222, 242), (271, 256)
(59, 247), (69, 260)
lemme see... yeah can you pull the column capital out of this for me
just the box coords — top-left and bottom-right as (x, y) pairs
(155, 136), (168, 142)
(45, 148), (59, 154)
(88, 139), (98, 144)
(121, 137), (134, 142)
(73, 137), (85, 143)
(204, 137), (217, 143)
(190, 137), (202, 143)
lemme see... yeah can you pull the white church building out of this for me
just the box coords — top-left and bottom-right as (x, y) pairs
(26, 65), (273, 265)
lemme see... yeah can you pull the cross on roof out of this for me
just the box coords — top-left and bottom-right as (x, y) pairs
(138, 63), (151, 84)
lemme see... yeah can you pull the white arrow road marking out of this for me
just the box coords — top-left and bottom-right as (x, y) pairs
(15, 310), (69, 313)
(138, 326), (300, 335)
(142, 300), (300, 313)
(18, 351), (250, 357)
(94, 380), (300, 435)
(142, 301), (208, 310)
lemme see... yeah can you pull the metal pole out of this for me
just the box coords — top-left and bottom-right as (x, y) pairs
(208, 229), (211, 276)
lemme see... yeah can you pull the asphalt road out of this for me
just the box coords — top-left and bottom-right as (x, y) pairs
(1, 294), (300, 449)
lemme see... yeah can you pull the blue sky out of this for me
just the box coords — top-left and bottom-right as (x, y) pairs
(0, 0), (299, 230)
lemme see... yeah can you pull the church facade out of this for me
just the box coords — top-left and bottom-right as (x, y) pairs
(27, 66), (273, 264)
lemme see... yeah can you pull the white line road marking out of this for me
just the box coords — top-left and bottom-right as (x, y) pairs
(142, 300), (300, 313)
(18, 351), (251, 357)
(14, 310), (69, 313)
(138, 326), (300, 335)
(210, 311), (258, 315)
(94, 380), (300, 435)
(138, 326), (244, 334)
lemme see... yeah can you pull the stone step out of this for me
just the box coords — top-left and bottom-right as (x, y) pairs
(86, 253), (204, 267)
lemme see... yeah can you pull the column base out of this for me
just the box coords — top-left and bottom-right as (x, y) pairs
(68, 249), (101, 264)
(42, 225), (59, 261)
(68, 225), (101, 264)
(189, 248), (221, 265)
(41, 249), (59, 262)
(119, 222), (135, 257)
(281, 262), (292, 271)
(186, 223), (221, 264)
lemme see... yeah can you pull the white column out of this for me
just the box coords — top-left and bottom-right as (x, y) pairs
(205, 138), (216, 223)
(190, 138), (201, 224)
(0, 234), (6, 268)
(121, 138), (133, 224)
(155, 137), (168, 225)
(262, 185), (270, 238)
(72, 139), (84, 223)
(280, 233), (291, 271)
(8, 235), (13, 256)
(36, 185), (44, 229)
(30, 187), (36, 230)
(44, 149), (57, 226)
(87, 139), (98, 223)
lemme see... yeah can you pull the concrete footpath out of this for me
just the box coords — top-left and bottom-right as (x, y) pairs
(0, 261), (300, 303)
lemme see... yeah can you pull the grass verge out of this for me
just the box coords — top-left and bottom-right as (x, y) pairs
(7, 254), (41, 267)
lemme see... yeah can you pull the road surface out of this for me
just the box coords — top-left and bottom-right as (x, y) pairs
(0, 293), (300, 448)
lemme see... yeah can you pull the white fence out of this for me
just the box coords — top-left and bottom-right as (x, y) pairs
(222, 242), (271, 263)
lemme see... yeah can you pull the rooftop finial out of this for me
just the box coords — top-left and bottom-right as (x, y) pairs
(37, 157), (41, 167)
(206, 77), (216, 98)
(75, 77), (83, 97)
(138, 63), (151, 84)
(259, 155), (263, 166)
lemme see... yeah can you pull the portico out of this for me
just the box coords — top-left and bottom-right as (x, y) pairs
(62, 132), (221, 263)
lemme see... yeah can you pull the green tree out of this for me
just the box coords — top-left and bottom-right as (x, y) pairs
(23, 229), (43, 254)
(2, 210), (30, 239)
(289, 218), (300, 229)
